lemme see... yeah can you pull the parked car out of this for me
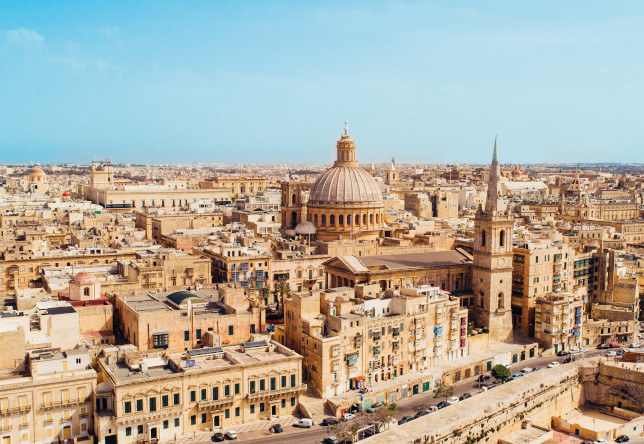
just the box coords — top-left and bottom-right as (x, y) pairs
(520, 368), (532, 374)
(365, 403), (383, 413)
(557, 351), (570, 356)
(323, 437), (341, 444)
(479, 386), (489, 392)
(270, 424), (283, 433)
(225, 430), (237, 440)
(610, 343), (621, 348)
(447, 396), (459, 405)
(606, 351), (617, 357)
(426, 406), (438, 413)
(547, 361), (560, 368)
(593, 439), (607, 444)
(321, 418), (339, 426)
(294, 418), (313, 428)
(436, 401), (448, 409)
(579, 347), (588, 353)
(342, 413), (355, 421)
(459, 393), (472, 400)
(477, 374), (491, 382)
(597, 343), (609, 349)
(563, 356), (573, 363)
(569, 347), (581, 354)
(615, 436), (630, 443)
(616, 350), (623, 356)
(532, 367), (542, 372)
(414, 410), (429, 419)
(399, 416), (414, 424)
(509, 373), (523, 380)
(212, 432), (225, 442)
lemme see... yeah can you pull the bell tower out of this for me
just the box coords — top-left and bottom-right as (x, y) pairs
(471, 137), (514, 343)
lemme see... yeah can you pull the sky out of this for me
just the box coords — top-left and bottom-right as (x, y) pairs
(1, 1), (644, 165)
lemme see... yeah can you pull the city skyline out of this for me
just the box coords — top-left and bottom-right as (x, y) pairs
(2, 1), (644, 164)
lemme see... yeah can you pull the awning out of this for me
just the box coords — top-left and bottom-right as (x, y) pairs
(354, 376), (365, 382)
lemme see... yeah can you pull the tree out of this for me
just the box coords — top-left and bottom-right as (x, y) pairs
(433, 381), (454, 400)
(491, 364), (511, 380)
(331, 416), (364, 442)
(373, 402), (399, 430)
(272, 279), (291, 311)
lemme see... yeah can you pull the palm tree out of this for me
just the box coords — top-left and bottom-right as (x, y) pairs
(272, 279), (292, 311)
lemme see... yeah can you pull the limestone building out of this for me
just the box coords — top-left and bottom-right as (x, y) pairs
(286, 123), (386, 241)
(534, 292), (584, 353)
(94, 341), (304, 444)
(471, 139), (514, 343)
(115, 286), (265, 352)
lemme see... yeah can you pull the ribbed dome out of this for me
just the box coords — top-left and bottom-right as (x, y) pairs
(309, 165), (383, 204)
(28, 167), (46, 178)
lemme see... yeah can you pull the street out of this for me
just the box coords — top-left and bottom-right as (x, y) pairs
(239, 348), (614, 444)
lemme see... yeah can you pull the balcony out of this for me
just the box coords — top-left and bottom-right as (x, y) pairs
(42, 396), (91, 410)
(115, 406), (183, 424)
(198, 396), (235, 411)
(0, 405), (31, 416)
(246, 384), (307, 401)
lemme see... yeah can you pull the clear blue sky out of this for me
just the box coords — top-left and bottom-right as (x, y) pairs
(2, 1), (644, 165)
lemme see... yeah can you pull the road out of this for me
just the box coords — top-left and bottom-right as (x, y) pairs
(240, 348), (615, 444)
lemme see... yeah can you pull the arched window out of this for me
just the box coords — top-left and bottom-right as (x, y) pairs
(292, 194), (296, 205)
(482, 230), (486, 247)
(370, 213), (374, 224)
(499, 230), (505, 247)
(375, 213), (379, 224)
(330, 214), (335, 226)
(355, 214), (359, 225)
(314, 214), (318, 225)
(362, 214), (366, 225)
(321, 214), (326, 226)
(339, 215), (344, 225)
(498, 292), (504, 309)
(290, 211), (297, 228)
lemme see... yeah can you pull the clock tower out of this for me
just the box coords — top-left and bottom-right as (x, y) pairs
(472, 137), (514, 343)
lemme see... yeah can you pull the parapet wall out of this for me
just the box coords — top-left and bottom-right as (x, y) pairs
(363, 361), (586, 444)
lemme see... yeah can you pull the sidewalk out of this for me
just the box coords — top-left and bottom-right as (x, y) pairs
(160, 414), (300, 443)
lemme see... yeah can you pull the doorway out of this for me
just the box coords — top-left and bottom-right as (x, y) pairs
(271, 405), (277, 416)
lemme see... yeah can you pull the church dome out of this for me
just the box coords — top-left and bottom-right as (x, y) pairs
(310, 166), (382, 204)
(309, 122), (383, 205)
(28, 167), (46, 180)
(70, 271), (98, 284)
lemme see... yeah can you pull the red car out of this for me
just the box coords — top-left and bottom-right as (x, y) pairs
(610, 343), (621, 348)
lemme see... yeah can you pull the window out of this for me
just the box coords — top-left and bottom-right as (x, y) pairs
(260, 403), (265, 412)
(191, 415), (196, 425)
(499, 230), (505, 247)
(225, 409), (230, 419)
(250, 381), (256, 394)
(260, 379), (265, 391)
(250, 404), (255, 414)
(149, 397), (156, 412)
(184, 330), (190, 341)
(201, 413), (207, 423)
(270, 377), (276, 391)
(162, 395), (169, 408)
(291, 374), (296, 387)
(173, 393), (180, 405)
(126, 427), (132, 436)
(228, 325), (234, 335)
(281, 375), (287, 387)
(190, 390), (196, 402)
(174, 418), (180, 427)
(136, 399), (143, 412)
(224, 385), (230, 397)
(124, 401), (132, 414)
(163, 420), (169, 429)
(482, 230), (486, 247)
(235, 407), (240, 417)
(291, 397), (295, 406)
(250, 324), (256, 334)
(137, 425), (143, 434)
(234, 383), (240, 395)
(213, 387), (219, 400)
(196, 329), (202, 340)
(201, 389), (207, 400)
(281, 399), (286, 408)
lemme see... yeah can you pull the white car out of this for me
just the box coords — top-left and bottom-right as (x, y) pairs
(225, 430), (237, 440)
(547, 362), (560, 368)
(342, 413), (355, 421)
(606, 351), (617, 357)
(593, 439), (607, 444)
(579, 347), (588, 353)
(446, 396), (459, 405)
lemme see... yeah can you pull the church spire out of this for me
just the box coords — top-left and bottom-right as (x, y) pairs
(484, 135), (506, 214)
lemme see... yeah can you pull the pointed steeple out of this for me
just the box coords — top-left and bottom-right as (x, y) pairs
(484, 135), (506, 214)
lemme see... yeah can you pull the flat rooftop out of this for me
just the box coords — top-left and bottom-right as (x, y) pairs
(359, 250), (471, 271)
(119, 289), (241, 315)
(561, 408), (628, 431)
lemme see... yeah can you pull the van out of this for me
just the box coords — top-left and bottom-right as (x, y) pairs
(294, 418), (313, 428)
